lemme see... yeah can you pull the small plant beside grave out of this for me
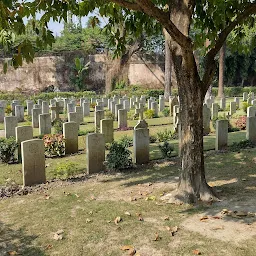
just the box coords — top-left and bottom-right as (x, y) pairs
(5, 105), (12, 115)
(53, 162), (79, 179)
(156, 129), (176, 142)
(229, 140), (256, 152)
(158, 141), (174, 159)
(241, 102), (251, 113)
(162, 107), (170, 117)
(105, 142), (133, 171)
(119, 135), (133, 147)
(234, 116), (247, 130)
(105, 110), (115, 120)
(43, 134), (65, 157)
(52, 119), (65, 134)
(144, 109), (155, 119)
(0, 137), (18, 163)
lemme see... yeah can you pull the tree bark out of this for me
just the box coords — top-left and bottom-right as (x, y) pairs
(164, 34), (172, 101)
(218, 42), (226, 98)
(163, 0), (218, 203)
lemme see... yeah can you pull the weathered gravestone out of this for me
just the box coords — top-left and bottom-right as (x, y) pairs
(203, 104), (211, 134)
(26, 101), (34, 116)
(159, 95), (165, 112)
(86, 133), (105, 174)
(95, 110), (105, 130)
(118, 109), (128, 129)
(39, 114), (51, 135)
(133, 128), (149, 164)
(234, 97), (240, 108)
(15, 105), (24, 122)
(63, 121), (79, 154)
(115, 104), (122, 120)
(247, 106), (256, 117)
(100, 119), (114, 143)
(75, 106), (84, 123)
(230, 102), (237, 116)
(169, 96), (179, 116)
(42, 101), (49, 114)
(215, 120), (228, 151)
(220, 98), (226, 110)
(0, 107), (5, 123)
(32, 108), (42, 128)
(151, 101), (158, 117)
(246, 117), (256, 143)
(243, 92), (248, 101)
(16, 126), (33, 161)
(21, 139), (46, 186)
(211, 103), (219, 119)
(4, 116), (18, 138)
(68, 112), (79, 126)
(83, 102), (90, 117)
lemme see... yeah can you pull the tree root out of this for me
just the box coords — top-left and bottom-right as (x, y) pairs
(161, 183), (221, 205)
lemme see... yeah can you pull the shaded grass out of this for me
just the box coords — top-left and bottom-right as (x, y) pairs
(0, 148), (255, 255)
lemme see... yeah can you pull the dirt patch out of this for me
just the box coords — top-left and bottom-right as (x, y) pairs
(182, 199), (256, 243)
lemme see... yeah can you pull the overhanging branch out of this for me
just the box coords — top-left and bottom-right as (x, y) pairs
(109, 0), (191, 48)
(203, 3), (256, 88)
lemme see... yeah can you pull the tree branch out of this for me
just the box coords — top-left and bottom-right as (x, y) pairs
(203, 3), (256, 88)
(109, 0), (143, 11)
(109, 0), (191, 48)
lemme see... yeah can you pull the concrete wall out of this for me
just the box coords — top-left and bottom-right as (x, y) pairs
(0, 53), (165, 92)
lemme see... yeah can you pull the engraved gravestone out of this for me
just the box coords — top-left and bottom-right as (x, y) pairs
(16, 126), (33, 161)
(22, 139), (46, 186)
(63, 122), (78, 154)
(86, 133), (105, 174)
(39, 114), (51, 135)
(4, 116), (18, 138)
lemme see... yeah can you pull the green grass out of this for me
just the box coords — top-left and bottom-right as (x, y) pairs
(0, 148), (255, 255)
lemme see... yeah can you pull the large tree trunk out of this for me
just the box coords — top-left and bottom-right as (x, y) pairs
(218, 42), (226, 98)
(164, 35), (172, 101)
(163, 0), (218, 203)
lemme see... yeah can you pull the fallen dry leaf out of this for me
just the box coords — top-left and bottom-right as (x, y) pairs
(166, 226), (178, 236)
(114, 216), (122, 225)
(45, 244), (53, 250)
(164, 216), (169, 220)
(45, 195), (50, 200)
(53, 230), (64, 241)
(136, 213), (144, 221)
(212, 216), (221, 220)
(120, 245), (134, 251)
(154, 232), (161, 241)
(192, 249), (201, 255)
(211, 226), (224, 230)
(8, 251), (19, 255)
(125, 211), (131, 216)
(200, 216), (209, 221)
(86, 218), (92, 223)
(128, 248), (136, 256)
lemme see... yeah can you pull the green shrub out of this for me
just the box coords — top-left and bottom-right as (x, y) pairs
(147, 89), (164, 98)
(162, 107), (170, 117)
(105, 142), (133, 171)
(52, 119), (64, 134)
(26, 115), (32, 122)
(119, 135), (133, 147)
(53, 162), (79, 179)
(144, 109), (155, 119)
(241, 102), (251, 113)
(127, 110), (135, 120)
(149, 135), (157, 143)
(156, 129), (174, 142)
(0, 137), (18, 163)
(43, 134), (65, 157)
(229, 140), (256, 152)
(114, 80), (127, 89)
(158, 141), (174, 158)
(105, 110), (115, 119)
(5, 105), (12, 115)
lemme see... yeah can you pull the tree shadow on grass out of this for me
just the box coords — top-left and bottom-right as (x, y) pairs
(0, 221), (45, 256)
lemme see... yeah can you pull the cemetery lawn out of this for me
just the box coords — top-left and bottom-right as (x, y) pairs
(0, 148), (255, 255)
